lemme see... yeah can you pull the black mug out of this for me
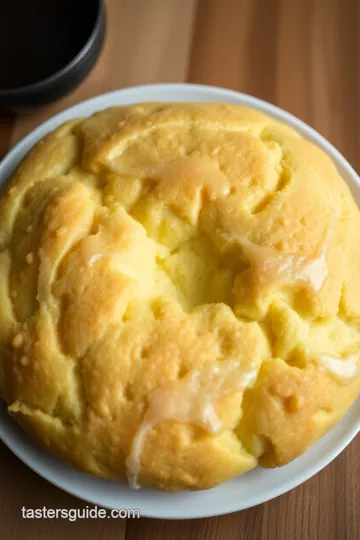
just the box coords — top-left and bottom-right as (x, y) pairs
(0, 0), (105, 109)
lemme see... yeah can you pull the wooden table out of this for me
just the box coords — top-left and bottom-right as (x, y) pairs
(0, 0), (359, 538)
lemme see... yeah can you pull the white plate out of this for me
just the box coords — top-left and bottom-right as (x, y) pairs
(1, 84), (359, 519)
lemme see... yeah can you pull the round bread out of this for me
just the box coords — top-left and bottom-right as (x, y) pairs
(0, 103), (359, 491)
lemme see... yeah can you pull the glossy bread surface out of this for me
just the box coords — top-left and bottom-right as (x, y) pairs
(0, 103), (359, 491)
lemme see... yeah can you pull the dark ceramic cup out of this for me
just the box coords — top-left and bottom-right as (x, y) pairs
(0, 0), (105, 109)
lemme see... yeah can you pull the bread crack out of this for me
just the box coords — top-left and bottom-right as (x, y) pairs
(251, 156), (292, 215)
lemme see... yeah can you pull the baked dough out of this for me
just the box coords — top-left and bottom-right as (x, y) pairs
(0, 103), (359, 491)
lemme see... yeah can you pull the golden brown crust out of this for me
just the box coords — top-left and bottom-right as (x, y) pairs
(1, 102), (359, 491)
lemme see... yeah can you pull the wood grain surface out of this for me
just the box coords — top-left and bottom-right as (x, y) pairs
(0, 0), (359, 538)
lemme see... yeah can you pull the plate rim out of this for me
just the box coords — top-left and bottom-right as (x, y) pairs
(1, 82), (359, 519)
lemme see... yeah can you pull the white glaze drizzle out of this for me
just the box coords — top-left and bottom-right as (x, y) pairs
(125, 358), (258, 489)
(317, 353), (360, 383)
(241, 216), (335, 293)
